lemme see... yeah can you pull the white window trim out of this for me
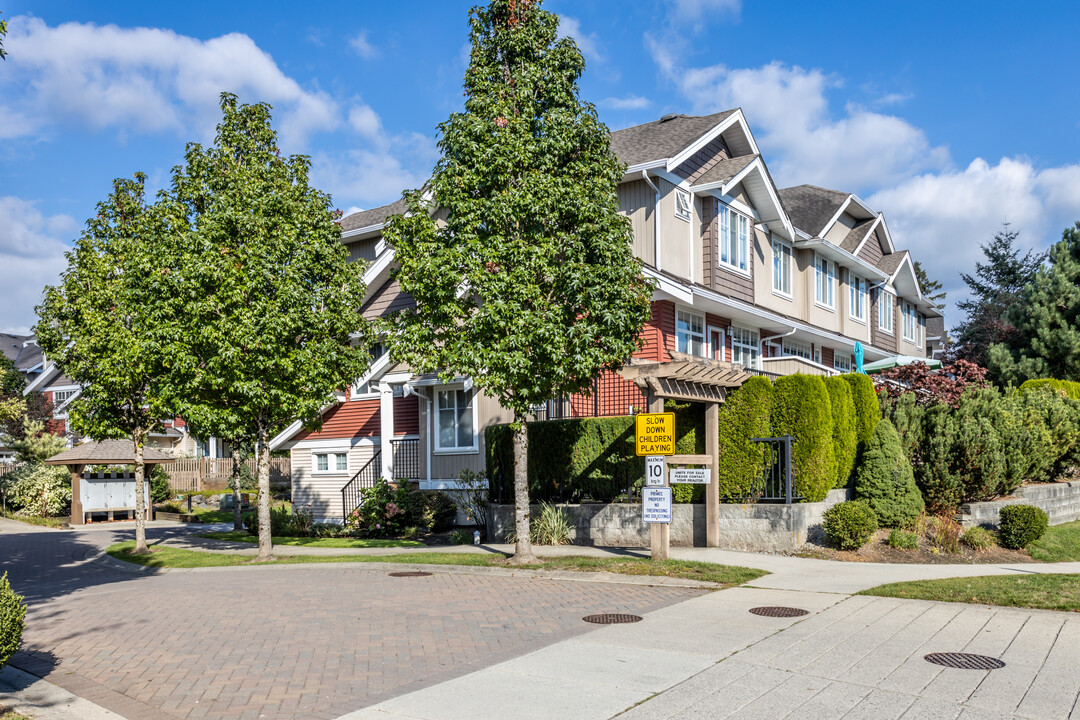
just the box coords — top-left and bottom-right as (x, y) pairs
(849, 274), (867, 323)
(50, 385), (81, 418)
(730, 326), (760, 370)
(902, 301), (917, 343)
(311, 450), (350, 476)
(878, 290), (895, 334)
(717, 201), (751, 277)
(433, 385), (479, 455)
(781, 338), (812, 360)
(674, 188), (692, 223)
(675, 308), (708, 358)
(707, 325), (726, 362)
(833, 353), (853, 372)
(814, 254), (835, 311)
(771, 237), (793, 300)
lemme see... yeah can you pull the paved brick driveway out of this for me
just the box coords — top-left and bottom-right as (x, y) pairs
(0, 522), (704, 720)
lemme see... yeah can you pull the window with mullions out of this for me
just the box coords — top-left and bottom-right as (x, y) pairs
(730, 326), (759, 369)
(718, 203), (750, 273)
(849, 274), (866, 321)
(815, 254), (835, 308)
(772, 238), (792, 296)
(834, 353), (852, 372)
(674, 189), (692, 222)
(314, 452), (348, 473)
(878, 291), (894, 333)
(782, 339), (811, 360)
(676, 309), (706, 357)
(437, 388), (475, 451)
(902, 301), (917, 341)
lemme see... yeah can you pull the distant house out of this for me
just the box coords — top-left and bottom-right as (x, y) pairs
(1, 334), (45, 462)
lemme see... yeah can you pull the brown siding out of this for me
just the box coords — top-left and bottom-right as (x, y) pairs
(703, 198), (754, 303)
(671, 136), (731, 183)
(361, 279), (415, 321)
(821, 347), (835, 368)
(634, 300), (675, 362)
(701, 198), (715, 287)
(870, 289), (898, 353)
(393, 394), (419, 436)
(345, 238), (379, 264)
(857, 230), (884, 266)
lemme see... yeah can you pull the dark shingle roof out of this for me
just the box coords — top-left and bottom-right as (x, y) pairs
(877, 250), (909, 276)
(692, 154), (758, 188)
(339, 197), (410, 233)
(840, 219), (877, 253)
(43, 439), (175, 466)
(609, 110), (738, 167)
(1, 334), (42, 372)
(777, 185), (850, 236)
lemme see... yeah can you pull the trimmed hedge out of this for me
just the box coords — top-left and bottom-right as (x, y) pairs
(1021, 378), (1080, 400)
(843, 373), (880, 451)
(771, 374), (835, 502)
(854, 419), (923, 528)
(998, 505), (1049, 549)
(822, 500), (878, 550)
(0, 572), (26, 670)
(823, 376), (857, 489)
(716, 376), (772, 500)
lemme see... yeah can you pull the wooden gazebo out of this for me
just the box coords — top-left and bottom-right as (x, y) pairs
(45, 440), (175, 525)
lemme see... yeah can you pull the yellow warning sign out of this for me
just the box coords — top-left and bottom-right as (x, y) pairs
(635, 412), (676, 456)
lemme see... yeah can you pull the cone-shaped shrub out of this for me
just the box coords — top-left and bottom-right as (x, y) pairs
(843, 372), (880, 451)
(824, 376), (857, 489)
(716, 376), (772, 499)
(0, 571), (25, 670)
(771, 374), (834, 502)
(854, 419), (924, 528)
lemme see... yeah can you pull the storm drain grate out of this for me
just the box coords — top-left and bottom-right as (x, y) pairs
(749, 606), (810, 618)
(583, 613), (643, 624)
(924, 653), (1005, 670)
(387, 571), (433, 578)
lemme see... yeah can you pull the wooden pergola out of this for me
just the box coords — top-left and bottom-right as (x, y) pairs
(45, 439), (175, 525)
(619, 351), (754, 556)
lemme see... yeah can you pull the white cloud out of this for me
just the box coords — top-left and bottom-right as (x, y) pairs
(666, 0), (741, 24)
(599, 95), (651, 111)
(348, 30), (378, 60)
(348, 104), (383, 141)
(0, 197), (75, 333)
(558, 16), (604, 63)
(2, 15), (340, 148)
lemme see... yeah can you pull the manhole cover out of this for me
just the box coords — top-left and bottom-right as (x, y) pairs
(924, 652), (1005, 670)
(749, 606), (810, 618)
(387, 571), (432, 577)
(583, 613), (643, 624)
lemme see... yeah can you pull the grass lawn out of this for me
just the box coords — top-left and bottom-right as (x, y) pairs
(0, 709), (34, 720)
(105, 541), (767, 587)
(859, 573), (1080, 612)
(1027, 520), (1080, 562)
(198, 531), (423, 548)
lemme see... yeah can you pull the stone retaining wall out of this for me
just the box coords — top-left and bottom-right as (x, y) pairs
(958, 481), (1080, 528)
(489, 488), (851, 552)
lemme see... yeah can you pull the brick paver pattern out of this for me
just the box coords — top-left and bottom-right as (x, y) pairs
(0, 524), (704, 720)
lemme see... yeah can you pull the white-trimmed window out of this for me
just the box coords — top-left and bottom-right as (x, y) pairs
(718, 202), (750, 273)
(782, 339), (811, 360)
(436, 388), (476, 452)
(902, 301), (917, 342)
(676, 309), (707, 357)
(849, 274), (866, 321)
(878, 291), (894, 333)
(313, 452), (348, 473)
(53, 389), (77, 404)
(730, 326), (760, 369)
(814, 254), (835, 308)
(772, 238), (793, 297)
(834, 353), (852, 372)
(917, 313), (925, 347)
(674, 189), (692, 222)
(813, 346), (822, 365)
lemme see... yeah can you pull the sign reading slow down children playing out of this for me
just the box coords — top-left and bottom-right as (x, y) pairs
(635, 412), (675, 455)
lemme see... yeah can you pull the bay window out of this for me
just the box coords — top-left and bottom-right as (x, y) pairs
(834, 353), (852, 372)
(782, 338), (811, 360)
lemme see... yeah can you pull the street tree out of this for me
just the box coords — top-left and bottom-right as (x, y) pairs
(36, 174), (172, 554)
(989, 222), (1080, 383)
(383, 0), (652, 563)
(160, 93), (371, 561)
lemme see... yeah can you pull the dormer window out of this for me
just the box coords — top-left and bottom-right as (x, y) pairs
(718, 202), (749, 273)
(674, 189), (692, 222)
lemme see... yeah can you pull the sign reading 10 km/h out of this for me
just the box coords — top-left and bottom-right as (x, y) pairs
(635, 412), (676, 456)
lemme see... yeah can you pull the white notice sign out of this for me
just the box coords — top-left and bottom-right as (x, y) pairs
(645, 455), (666, 487)
(642, 487), (672, 524)
(669, 468), (711, 485)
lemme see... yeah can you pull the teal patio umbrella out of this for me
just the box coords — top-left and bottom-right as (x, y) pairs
(863, 355), (943, 374)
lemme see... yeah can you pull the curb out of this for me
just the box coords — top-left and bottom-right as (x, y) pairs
(0, 665), (124, 720)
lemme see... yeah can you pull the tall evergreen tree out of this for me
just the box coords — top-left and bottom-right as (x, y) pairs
(989, 222), (1080, 383)
(384, 0), (652, 563)
(953, 224), (1044, 369)
(912, 261), (946, 311)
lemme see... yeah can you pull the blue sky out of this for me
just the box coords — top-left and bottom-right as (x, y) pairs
(2, 0), (1079, 333)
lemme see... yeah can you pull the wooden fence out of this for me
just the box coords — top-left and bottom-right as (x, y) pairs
(0, 463), (24, 479)
(164, 457), (291, 493)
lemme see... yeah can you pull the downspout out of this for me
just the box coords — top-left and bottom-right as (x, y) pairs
(641, 170), (661, 272)
(766, 326), (797, 359)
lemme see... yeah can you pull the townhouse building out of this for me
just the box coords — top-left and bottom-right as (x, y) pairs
(270, 109), (943, 523)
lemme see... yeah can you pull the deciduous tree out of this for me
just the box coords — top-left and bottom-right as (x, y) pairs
(383, 0), (652, 563)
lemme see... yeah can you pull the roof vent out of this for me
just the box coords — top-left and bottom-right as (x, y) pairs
(659, 113), (679, 123)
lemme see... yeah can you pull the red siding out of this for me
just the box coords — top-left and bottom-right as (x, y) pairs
(821, 347), (835, 368)
(394, 395), (419, 435)
(634, 300), (676, 362)
(295, 398), (380, 441)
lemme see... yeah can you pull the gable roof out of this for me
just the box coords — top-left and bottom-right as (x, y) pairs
(44, 438), (175, 466)
(877, 249), (909, 276)
(841, 218), (877, 253)
(339, 197), (410, 234)
(777, 185), (849, 236)
(609, 111), (738, 167)
(1, 334), (42, 373)
(692, 154), (759, 188)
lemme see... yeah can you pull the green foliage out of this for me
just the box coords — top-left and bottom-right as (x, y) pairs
(244, 505), (294, 537)
(449, 529), (472, 545)
(414, 490), (457, 532)
(928, 516), (964, 554)
(509, 502), (574, 545)
(998, 505), (1049, 549)
(668, 399), (705, 503)
(0, 355), (22, 398)
(10, 421), (66, 464)
(342, 480), (414, 538)
(823, 376), (857, 489)
(912, 260), (947, 312)
(843, 373), (880, 451)
(771, 375), (835, 502)
(2, 464), (71, 517)
(822, 500), (878, 550)
(887, 528), (918, 550)
(149, 467), (172, 504)
(854, 420), (924, 528)
(1020, 378), (1080, 400)
(157, 501), (184, 514)
(0, 11), (6, 61)
(455, 468), (490, 535)
(716, 376), (771, 500)
(962, 526), (996, 551)
(0, 573), (25, 670)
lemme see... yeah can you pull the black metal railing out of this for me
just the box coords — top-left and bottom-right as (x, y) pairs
(389, 438), (421, 480)
(341, 451), (380, 522)
(739, 435), (800, 504)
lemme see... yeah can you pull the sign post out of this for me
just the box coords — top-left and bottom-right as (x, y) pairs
(637, 411), (675, 560)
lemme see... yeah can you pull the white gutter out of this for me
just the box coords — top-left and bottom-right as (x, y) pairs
(641, 170), (662, 272)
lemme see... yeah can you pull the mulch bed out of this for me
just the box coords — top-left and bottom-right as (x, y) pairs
(797, 528), (1036, 564)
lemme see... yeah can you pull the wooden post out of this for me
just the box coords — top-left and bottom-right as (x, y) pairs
(705, 402), (720, 547)
(648, 394), (669, 561)
(69, 464), (84, 526)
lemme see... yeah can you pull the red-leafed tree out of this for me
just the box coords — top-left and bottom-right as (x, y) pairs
(877, 360), (989, 408)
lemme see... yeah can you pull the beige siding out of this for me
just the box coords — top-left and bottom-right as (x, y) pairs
(421, 389), (511, 483)
(345, 238), (378, 264)
(837, 268), (872, 344)
(753, 230), (802, 317)
(292, 443), (379, 522)
(760, 357), (836, 377)
(658, 178), (693, 279)
(618, 180), (654, 266)
(824, 212), (855, 245)
(361, 278), (415, 321)
(871, 290), (898, 354)
(805, 248), (840, 332)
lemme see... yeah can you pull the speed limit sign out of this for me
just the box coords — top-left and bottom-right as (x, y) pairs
(645, 455), (667, 487)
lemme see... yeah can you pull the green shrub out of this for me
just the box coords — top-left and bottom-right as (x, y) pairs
(854, 419), (924, 528)
(1021, 378), (1080, 400)
(244, 504), (294, 536)
(530, 502), (574, 545)
(410, 490), (457, 532)
(928, 516), (964, 554)
(0, 572), (26, 670)
(882, 391), (926, 472)
(449, 528), (472, 545)
(962, 526), (996, 551)
(824, 376), (857, 489)
(157, 501), (184, 514)
(822, 500), (878, 550)
(716, 376), (772, 500)
(1018, 386), (1080, 479)
(998, 505), (1049, 549)
(672, 482), (703, 503)
(341, 480), (414, 537)
(149, 467), (172, 503)
(771, 374), (835, 502)
(887, 528), (918, 549)
(3, 464), (71, 517)
(843, 373), (880, 451)
(454, 469), (490, 535)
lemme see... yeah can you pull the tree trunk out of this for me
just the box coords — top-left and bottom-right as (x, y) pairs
(508, 415), (537, 565)
(255, 424), (274, 562)
(231, 445), (242, 532)
(131, 426), (150, 555)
